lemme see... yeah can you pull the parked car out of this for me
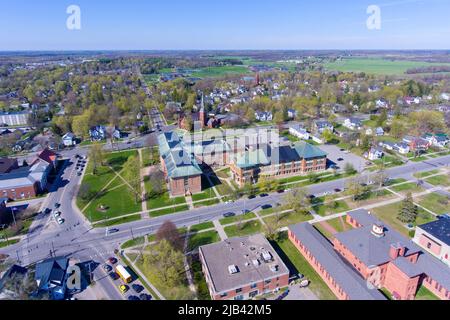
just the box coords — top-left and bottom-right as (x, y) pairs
(57, 217), (65, 225)
(139, 293), (152, 301)
(119, 284), (129, 294)
(109, 272), (120, 281)
(128, 295), (140, 301)
(132, 284), (144, 293)
(103, 264), (113, 273)
(53, 211), (61, 218)
(223, 212), (235, 218)
(108, 257), (118, 265)
(55, 203), (61, 209)
(260, 193), (269, 198)
(248, 195), (256, 200)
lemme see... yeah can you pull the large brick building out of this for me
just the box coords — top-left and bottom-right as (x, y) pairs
(157, 132), (203, 197)
(0, 149), (57, 200)
(230, 141), (327, 187)
(199, 235), (290, 300)
(292, 209), (450, 300)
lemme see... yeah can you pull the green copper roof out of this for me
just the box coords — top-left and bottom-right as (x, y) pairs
(293, 141), (328, 159)
(158, 132), (202, 179)
(236, 149), (270, 169)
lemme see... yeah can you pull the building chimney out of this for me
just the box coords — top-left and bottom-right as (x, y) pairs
(389, 244), (401, 260)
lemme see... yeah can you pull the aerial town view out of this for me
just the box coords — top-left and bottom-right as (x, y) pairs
(0, 0), (449, 312)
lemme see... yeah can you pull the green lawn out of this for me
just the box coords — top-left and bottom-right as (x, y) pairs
(272, 233), (336, 300)
(106, 150), (139, 171)
(415, 286), (440, 300)
(324, 57), (450, 75)
(190, 222), (214, 233)
(191, 189), (216, 202)
(425, 175), (450, 187)
(224, 221), (264, 238)
(220, 212), (256, 226)
(84, 185), (142, 222)
(371, 202), (436, 237)
(385, 178), (407, 186)
(142, 147), (159, 167)
(187, 230), (220, 251)
(93, 214), (141, 228)
(390, 183), (424, 194)
(417, 193), (449, 215)
(216, 168), (231, 179)
(194, 198), (221, 208)
(0, 239), (20, 248)
(147, 188), (186, 210)
(121, 236), (146, 249)
(414, 170), (440, 179)
(149, 205), (190, 217)
(313, 200), (350, 217)
(190, 65), (250, 78)
(263, 212), (313, 228)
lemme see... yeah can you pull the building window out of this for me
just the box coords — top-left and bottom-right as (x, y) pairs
(236, 288), (242, 294)
(427, 243), (432, 249)
(250, 283), (257, 289)
(249, 291), (258, 298)
(220, 293), (228, 298)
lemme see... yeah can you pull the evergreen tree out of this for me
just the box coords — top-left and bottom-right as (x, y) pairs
(398, 193), (418, 223)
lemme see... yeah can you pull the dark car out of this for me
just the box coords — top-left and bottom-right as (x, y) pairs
(337, 158), (344, 162)
(108, 257), (118, 265)
(103, 264), (113, 273)
(128, 295), (140, 301)
(44, 208), (52, 214)
(261, 204), (272, 210)
(277, 189), (285, 194)
(109, 272), (120, 281)
(223, 212), (235, 218)
(248, 195), (256, 200)
(334, 188), (342, 193)
(139, 293), (152, 301)
(260, 193), (269, 198)
(132, 284), (144, 293)
(55, 203), (61, 209)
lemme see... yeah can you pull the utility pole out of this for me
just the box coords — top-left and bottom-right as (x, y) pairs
(131, 227), (134, 240)
(51, 241), (55, 257)
(11, 208), (17, 226)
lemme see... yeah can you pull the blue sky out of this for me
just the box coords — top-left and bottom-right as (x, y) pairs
(0, 0), (449, 50)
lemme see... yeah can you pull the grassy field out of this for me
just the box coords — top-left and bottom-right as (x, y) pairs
(390, 183), (424, 194)
(220, 212), (256, 226)
(121, 236), (146, 249)
(272, 232), (336, 300)
(79, 150), (142, 222)
(194, 198), (221, 208)
(93, 214), (141, 228)
(149, 205), (190, 217)
(187, 230), (220, 251)
(313, 200), (350, 217)
(415, 286), (440, 300)
(191, 66), (250, 78)
(263, 212), (313, 228)
(147, 188), (186, 210)
(190, 222), (214, 233)
(417, 193), (449, 215)
(0, 239), (20, 248)
(425, 175), (450, 187)
(324, 58), (450, 75)
(371, 202), (436, 237)
(414, 170), (440, 179)
(224, 220), (263, 238)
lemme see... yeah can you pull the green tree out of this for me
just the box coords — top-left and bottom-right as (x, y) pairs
(283, 188), (311, 215)
(88, 143), (105, 175)
(398, 193), (418, 224)
(123, 155), (141, 204)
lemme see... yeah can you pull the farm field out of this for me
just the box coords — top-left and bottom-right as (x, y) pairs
(324, 58), (450, 75)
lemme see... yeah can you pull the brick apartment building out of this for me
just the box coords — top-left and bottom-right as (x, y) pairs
(413, 217), (450, 267)
(0, 149), (57, 200)
(157, 131), (203, 197)
(230, 141), (327, 187)
(199, 235), (290, 300)
(331, 210), (450, 300)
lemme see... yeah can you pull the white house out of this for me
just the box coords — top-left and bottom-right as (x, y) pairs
(343, 117), (363, 130)
(289, 125), (310, 140)
(311, 134), (324, 144)
(423, 133), (449, 148)
(255, 111), (273, 122)
(367, 147), (384, 161)
(393, 142), (410, 155)
(62, 132), (76, 147)
(375, 127), (384, 136)
(440, 93), (450, 101)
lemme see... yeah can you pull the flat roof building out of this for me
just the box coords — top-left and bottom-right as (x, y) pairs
(199, 234), (290, 300)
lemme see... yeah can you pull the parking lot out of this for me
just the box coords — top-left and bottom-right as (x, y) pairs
(320, 145), (366, 173)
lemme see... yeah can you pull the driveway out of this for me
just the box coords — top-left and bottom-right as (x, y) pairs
(320, 145), (366, 173)
(285, 285), (318, 300)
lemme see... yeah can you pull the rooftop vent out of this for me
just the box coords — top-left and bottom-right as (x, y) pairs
(228, 265), (239, 275)
(371, 223), (385, 238)
(261, 251), (273, 262)
(270, 265), (279, 273)
(252, 259), (261, 267)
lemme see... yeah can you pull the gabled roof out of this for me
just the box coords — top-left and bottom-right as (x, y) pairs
(35, 257), (68, 290)
(289, 223), (386, 300)
(37, 148), (57, 165)
(293, 141), (328, 159)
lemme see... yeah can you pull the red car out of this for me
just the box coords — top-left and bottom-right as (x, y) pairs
(108, 257), (118, 265)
